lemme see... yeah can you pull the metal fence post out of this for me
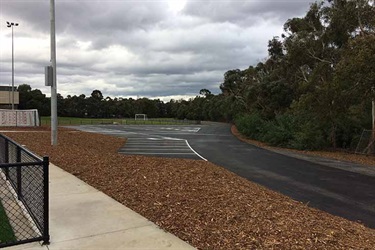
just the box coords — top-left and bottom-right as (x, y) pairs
(16, 146), (22, 200)
(42, 156), (50, 245)
(4, 139), (9, 179)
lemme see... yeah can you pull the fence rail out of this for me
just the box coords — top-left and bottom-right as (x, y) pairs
(0, 134), (49, 248)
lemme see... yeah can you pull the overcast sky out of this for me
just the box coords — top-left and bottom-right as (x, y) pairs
(0, 0), (313, 101)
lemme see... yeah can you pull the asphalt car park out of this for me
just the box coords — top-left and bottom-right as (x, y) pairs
(73, 125), (205, 160)
(72, 123), (375, 228)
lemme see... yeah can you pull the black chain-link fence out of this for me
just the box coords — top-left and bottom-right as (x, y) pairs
(354, 129), (375, 155)
(0, 134), (49, 248)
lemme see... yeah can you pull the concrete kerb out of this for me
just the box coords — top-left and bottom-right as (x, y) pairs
(267, 148), (375, 177)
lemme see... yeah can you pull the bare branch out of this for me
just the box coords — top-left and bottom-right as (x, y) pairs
(299, 66), (309, 83)
(307, 49), (333, 64)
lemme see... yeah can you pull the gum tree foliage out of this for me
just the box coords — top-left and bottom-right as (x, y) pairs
(202, 0), (374, 150)
(18, 86), (173, 119)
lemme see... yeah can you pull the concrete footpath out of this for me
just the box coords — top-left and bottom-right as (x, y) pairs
(9, 164), (195, 250)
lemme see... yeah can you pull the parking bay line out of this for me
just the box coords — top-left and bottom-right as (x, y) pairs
(124, 143), (186, 147)
(123, 146), (188, 148)
(121, 152), (196, 155)
(119, 148), (192, 151)
(125, 143), (186, 147)
(125, 142), (187, 145)
(119, 135), (206, 160)
(76, 126), (203, 160)
(125, 142), (186, 145)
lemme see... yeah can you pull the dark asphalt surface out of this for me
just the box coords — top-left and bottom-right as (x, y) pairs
(75, 123), (375, 228)
(189, 123), (375, 228)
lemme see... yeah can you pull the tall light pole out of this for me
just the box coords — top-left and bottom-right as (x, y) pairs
(6, 21), (18, 110)
(50, 0), (57, 145)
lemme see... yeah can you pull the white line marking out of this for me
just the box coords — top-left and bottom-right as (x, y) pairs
(124, 146), (188, 148)
(125, 142), (186, 147)
(160, 137), (184, 140)
(120, 153), (196, 155)
(185, 140), (207, 161)
(127, 141), (185, 143)
(120, 149), (192, 151)
(127, 142), (182, 145)
(0, 131), (50, 133)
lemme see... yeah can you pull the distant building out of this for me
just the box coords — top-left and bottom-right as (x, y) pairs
(0, 86), (19, 109)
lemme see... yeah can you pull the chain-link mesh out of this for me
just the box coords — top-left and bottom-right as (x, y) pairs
(355, 130), (375, 155)
(0, 134), (49, 248)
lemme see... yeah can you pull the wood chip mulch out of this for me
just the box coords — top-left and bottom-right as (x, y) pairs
(2, 127), (375, 249)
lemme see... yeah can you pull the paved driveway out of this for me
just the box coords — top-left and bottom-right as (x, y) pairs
(73, 125), (204, 160)
(73, 123), (375, 228)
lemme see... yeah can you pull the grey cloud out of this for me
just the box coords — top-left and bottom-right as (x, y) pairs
(106, 79), (219, 98)
(58, 1), (169, 48)
(52, 75), (201, 99)
(63, 69), (223, 98)
(0, 1), (50, 31)
(0, 0), (315, 101)
(103, 21), (278, 76)
(1, 0), (169, 48)
(183, 0), (313, 25)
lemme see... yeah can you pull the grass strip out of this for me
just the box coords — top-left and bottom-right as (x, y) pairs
(40, 116), (197, 126)
(0, 200), (16, 244)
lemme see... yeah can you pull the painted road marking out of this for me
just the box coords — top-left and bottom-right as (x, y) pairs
(119, 137), (201, 159)
(158, 127), (200, 132)
(185, 140), (207, 161)
(120, 148), (192, 151)
(122, 146), (188, 148)
(120, 152), (194, 155)
(72, 125), (204, 160)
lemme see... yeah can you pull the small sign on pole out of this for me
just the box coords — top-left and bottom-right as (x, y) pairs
(44, 66), (53, 86)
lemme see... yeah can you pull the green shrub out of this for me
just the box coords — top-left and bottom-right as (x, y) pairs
(235, 113), (265, 140)
(261, 114), (296, 147)
(235, 112), (347, 150)
(289, 121), (327, 150)
(261, 114), (328, 150)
